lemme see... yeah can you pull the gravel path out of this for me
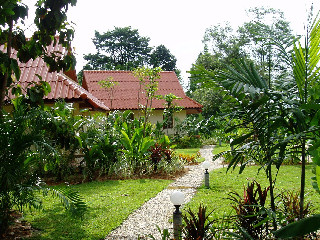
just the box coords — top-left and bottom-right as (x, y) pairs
(105, 145), (224, 240)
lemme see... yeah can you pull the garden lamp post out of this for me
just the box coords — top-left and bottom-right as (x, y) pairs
(202, 160), (211, 188)
(170, 190), (185, 240)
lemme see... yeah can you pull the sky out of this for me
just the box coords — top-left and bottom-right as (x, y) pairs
(24, 0), (319, 87)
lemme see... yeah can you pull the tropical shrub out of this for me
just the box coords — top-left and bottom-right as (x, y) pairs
(119, 125), (155, 175)
(149, 143), (173, 171)
(79, 115), (121, 181)
(278, 190), (313, 226)
(173, 135), (202, 149)
(228, 181), (270, 239)
(40, 101), (84, 180)
(0, 96), (86, 234)
(182, 205), (215, 240)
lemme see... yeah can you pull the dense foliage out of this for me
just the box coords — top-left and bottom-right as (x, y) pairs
(187, 7), (296, 144)
(189, 8), (320, 238)
(0, 0), (82, 234)
(0, 0), (77, 110)
(82, 26), (180, 77)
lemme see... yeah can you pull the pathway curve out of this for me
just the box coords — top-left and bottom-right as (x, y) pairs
(105, 145), (224, 240)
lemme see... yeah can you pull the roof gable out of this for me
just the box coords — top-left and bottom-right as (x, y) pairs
(82, 70), (202, 112)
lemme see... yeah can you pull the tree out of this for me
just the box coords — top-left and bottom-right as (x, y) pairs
(133, 66), (162, 137)
(188, 7), (296, 142)
(98, 77), (119, 109)
(237, 7), (295, 83)
(83, 26), (152, 70)
(193, 9), (320, 236)
(0, 0), (77, 111)
(162, 93), (182, 135)
(0, 0), (87, 234)
(190, 7), (295, 91)
(150, 44), (177, 71)
(286, 12), (320, 219)
(82, 26), (181, 80)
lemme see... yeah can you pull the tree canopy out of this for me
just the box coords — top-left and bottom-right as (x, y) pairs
(188, 7), (296, 123)
(190, 7), (295, 92)
(0, 0), (77, 110)
(150, 44), (177, 71)
(84, 27), (152, 70)
(82, 26), (179, 74)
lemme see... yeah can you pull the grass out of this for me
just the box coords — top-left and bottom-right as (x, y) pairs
(185, 164), (320, 219)
(23, 179), (172, 240)
(212, 143), (231, 156)
(175, 148), (200, 155)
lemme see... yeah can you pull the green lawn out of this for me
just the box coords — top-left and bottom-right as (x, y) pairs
(185, 164), (320, 219)
(212, 143), (231, 155)
(23, 179), (172, 240)
(175, 148), (200, 155)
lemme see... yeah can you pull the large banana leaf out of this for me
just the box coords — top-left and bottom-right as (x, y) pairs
(120, 130), (133, 152)
(140, 137), (155, 154)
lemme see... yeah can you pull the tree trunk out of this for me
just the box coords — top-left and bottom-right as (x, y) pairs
(299, 140), (306, 219)
(0, 18), (13, 115)
(267, 165), (277, 230)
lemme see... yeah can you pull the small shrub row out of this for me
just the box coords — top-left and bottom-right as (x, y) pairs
(178, 152), (201, 165)
(173, 135), (202, 149)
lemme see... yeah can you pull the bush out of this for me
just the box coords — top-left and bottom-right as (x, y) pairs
(278, 190), (313, 226)
(178, 152), (201, 165)
(228, 181), (270, 239)
(183, 205), (215, 240)
(173, 135), (202, 149)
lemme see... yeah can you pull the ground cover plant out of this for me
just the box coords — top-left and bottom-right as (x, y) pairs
(22, 179), (172, 240)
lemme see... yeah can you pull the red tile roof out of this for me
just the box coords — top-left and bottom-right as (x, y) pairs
(82, 70), (202, 112)
(1, 43), (109, 111)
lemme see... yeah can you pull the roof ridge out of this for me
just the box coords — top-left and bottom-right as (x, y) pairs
(83, 70), (133, 73)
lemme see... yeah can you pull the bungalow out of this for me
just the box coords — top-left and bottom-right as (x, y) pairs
(1, 43), (109, 114)
(82, 70), (202, 134)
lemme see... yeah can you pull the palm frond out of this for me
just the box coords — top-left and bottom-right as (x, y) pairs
(47, 186), (87, 218)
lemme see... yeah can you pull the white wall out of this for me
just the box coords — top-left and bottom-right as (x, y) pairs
(132, 109), (187, 135)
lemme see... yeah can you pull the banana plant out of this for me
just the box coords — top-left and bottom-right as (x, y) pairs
(120, 126), (155, 168)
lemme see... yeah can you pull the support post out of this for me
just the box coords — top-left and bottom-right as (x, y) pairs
(204, 170), (209, 188)
(173, 205), (182, 240)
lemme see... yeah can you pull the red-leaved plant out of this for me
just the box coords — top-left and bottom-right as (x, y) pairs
(182, 205), (215, 240)
(149, 143), (172, 171)
(228, 180), (270, 239)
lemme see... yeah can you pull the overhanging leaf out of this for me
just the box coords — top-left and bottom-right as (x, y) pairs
(273, 214), (320, 238)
